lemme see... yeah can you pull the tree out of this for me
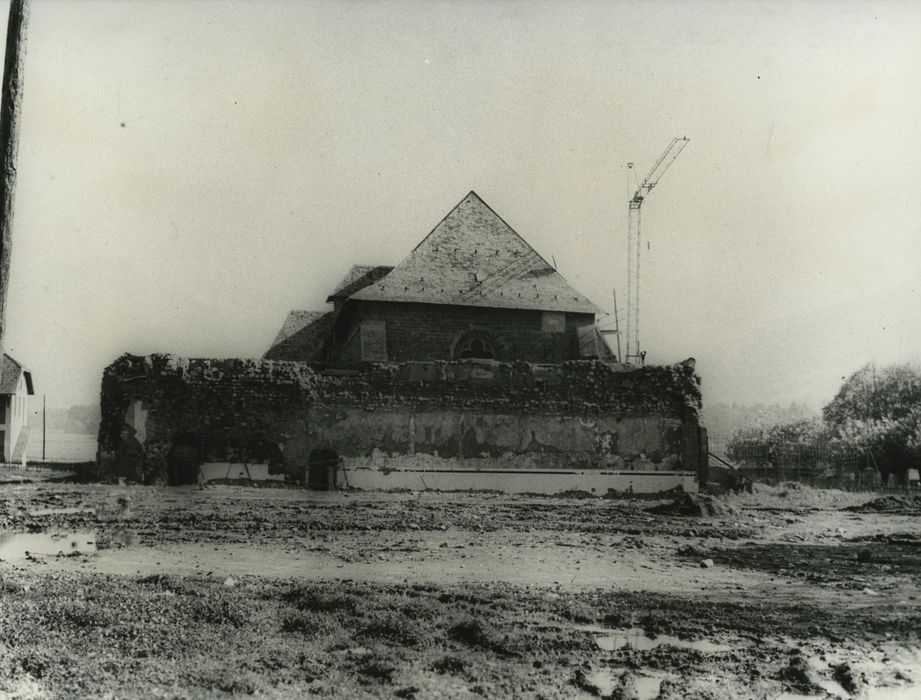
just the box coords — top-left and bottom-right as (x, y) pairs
(822, 363), (921, 484)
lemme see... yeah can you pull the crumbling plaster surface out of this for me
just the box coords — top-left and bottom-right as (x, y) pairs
(311, 405), (682, 471)
(340, 467), (699, 495)
(98, 354), (701, 485)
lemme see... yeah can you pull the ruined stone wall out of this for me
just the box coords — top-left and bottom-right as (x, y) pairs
(98, 354), (702, 484)
(98, 355), (316, 482)
(309, 405), (685, 473)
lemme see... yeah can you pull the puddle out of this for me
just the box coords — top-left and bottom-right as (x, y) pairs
(866, 683), (921, 700)
(816, 677), (850, 698)
(27, 507), (95, 517)
(113, 530), (140, 547)
(581, 668), (665, 700)
(576, 625), (733, 653)
(0, 531), (97, 559)
(856, 647), (921, 700)
(773, 652), (921, 700)
(774, 685), (850, 700)
(584, 669), (618, 696)
(633, 674), (663, 699)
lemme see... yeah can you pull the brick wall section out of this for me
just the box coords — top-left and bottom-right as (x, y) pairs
(98, 354), (702, 483)
(333, 300), (595, 362)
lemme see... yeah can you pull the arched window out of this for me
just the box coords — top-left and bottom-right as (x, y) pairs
(454, 333), (497, 360)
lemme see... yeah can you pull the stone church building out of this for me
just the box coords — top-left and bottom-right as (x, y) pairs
(264, 191), (613, 365)
(98, 191), (705, 493)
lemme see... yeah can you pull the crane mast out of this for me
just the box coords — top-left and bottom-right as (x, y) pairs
(624, 136), (689, 364)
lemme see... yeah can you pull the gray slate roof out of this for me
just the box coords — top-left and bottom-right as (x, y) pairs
(264, 311), (333, 361)
(349, 192), (601, 314)
(0, 354), (33, 395)
(327, 265), (394, 302)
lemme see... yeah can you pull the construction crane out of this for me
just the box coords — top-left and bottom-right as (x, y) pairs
(624, 136), (689, 365)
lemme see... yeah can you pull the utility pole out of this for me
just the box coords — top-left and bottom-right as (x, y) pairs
(0, 0), (30, 361)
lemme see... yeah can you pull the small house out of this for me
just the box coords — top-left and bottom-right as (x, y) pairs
(0, 354), (34, 463)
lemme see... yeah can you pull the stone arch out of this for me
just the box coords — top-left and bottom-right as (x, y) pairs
(452, 330), (499, 360)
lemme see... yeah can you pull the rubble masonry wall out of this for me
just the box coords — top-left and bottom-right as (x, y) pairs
(98, 354), (703, 485)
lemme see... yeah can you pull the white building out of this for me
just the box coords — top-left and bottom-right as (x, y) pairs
(0, 354), (34, 463)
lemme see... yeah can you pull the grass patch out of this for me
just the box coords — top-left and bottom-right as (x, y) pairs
(1, 572), (915, 698)
(361, 611), (425, 647)
(284, 586), (361, 614)
(280, 610), (338, 637)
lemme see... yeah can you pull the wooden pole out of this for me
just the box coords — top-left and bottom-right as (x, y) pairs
(0, 0), (31, 361)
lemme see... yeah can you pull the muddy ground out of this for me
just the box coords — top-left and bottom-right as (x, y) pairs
(1, 481), (920, 699)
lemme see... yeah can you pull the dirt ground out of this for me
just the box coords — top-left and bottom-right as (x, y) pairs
(1, 481), (920, 699)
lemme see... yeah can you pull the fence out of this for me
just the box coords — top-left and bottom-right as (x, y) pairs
(708, 434), (890, 490)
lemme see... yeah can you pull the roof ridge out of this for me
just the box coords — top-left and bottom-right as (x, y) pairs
(408, 191), (479, 255)
(3, 353), (24, 369)
(327, 264), (395, 302)
(348, 191), (601, 314)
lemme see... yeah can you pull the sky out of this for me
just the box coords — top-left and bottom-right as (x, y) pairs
(1, 0), (919, 412)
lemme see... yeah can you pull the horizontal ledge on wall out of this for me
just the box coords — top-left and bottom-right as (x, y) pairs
(346, 467), (696, 477)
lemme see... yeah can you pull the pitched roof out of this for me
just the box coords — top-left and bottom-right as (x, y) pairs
(264, 311), (333, 361)
(0, 354), (33, 395)
(348, 192), (601, 314)
(577, 324), (616, 360)
(326, 264), (394, 302)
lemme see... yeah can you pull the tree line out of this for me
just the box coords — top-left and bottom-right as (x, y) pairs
(726, 363), (921, 484)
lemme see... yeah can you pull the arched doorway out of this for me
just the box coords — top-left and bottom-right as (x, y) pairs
(167, 431), (201, 486)
(307, 448), (338, 490)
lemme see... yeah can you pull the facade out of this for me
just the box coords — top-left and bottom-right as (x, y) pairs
(265, 192), (612, 364)
(0, 354), (34, 462)
(98, 191), (706, 493)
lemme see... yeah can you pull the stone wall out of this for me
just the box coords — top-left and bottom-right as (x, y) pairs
(98, 354), (703, 488)
(312, 405), (685, 470)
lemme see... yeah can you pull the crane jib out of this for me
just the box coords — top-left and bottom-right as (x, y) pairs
(623, 137), (689, 365)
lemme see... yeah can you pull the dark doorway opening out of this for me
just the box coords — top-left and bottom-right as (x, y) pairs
(307, 448), (338, 490)
(167, 431), (201, 486)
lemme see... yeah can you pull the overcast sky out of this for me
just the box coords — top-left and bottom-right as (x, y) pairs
(2, 0), (919, 412)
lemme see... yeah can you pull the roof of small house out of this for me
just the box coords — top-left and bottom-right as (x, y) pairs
(326, 264), (394, 303)
(0, 354), (33, 395)
(348, 191), (601, 314)
(263, 311), (333, 361)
